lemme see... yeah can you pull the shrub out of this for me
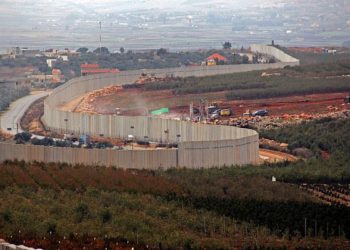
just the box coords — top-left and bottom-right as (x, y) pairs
(74, 203), (90, 222)
(100, 209), (112, 223)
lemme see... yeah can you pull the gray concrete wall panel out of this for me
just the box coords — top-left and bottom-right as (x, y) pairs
(250, 44), (300, 64)
(0, 143), (177, 169)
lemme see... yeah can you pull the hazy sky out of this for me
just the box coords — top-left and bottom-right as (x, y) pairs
(0, 0), (349, 51)
(0, 0), (266, 12)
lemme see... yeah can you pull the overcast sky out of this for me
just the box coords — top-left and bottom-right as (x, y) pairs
(0, 0), (266, 12)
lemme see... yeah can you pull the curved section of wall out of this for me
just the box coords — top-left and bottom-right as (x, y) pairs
(2, 46), (300, 168)
(42, 63), (275, 168)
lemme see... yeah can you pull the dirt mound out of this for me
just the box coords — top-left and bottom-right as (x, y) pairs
(74, 85), (123, 114)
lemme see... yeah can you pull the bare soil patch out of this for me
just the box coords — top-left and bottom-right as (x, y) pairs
(62, 84), (349, 118)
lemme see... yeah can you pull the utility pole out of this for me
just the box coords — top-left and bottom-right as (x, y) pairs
(189, 102), (193, 120)
(205, 99), (209, 120)
(99, 21), (102, 54)
(304, 218), (307, 237)
(164, 129), (169, 146)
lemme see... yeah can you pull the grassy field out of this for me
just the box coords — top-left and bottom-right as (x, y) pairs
(284, 47), (350, 65)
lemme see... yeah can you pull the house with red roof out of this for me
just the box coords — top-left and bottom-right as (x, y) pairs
(51, 68), (65, 84)
(206, 53), (227, 66)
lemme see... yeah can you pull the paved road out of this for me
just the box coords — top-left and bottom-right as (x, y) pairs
(0, 91), (49, 135)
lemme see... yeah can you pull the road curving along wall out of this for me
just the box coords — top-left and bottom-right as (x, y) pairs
(1, 45), (299, 169)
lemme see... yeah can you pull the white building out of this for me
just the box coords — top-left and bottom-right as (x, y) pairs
(46, 59), (57, 68)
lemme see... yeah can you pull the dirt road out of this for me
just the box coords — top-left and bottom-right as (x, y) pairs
(259, 148), (298, 163)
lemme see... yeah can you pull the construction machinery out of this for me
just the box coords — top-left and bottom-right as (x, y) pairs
(243, 109), (252, 116)
(220, 108), (232, 116)
(190, 100), (235, 121)
(345, 94), (350, 104)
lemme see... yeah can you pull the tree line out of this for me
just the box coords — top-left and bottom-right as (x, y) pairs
(0, 83), (29, 111)
(144, 60), (350, 100)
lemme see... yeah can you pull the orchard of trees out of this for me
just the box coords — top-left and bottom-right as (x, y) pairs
(0, 83), (30, 111)
(0, 160), (349, 249)
(1, 111), (350, 248)
(144, 60), (350, 99)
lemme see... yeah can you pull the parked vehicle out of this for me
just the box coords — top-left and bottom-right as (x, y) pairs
(212, 109), (221, 115)
(64, 133), (78, 142)
(14, 132), (32, 143)
(137, 140), (150, 146)
(192, 107), (200, 115)
(208, 104), (220, 114)
(252, 110), (268, 117)
(210, 113), (220, 120)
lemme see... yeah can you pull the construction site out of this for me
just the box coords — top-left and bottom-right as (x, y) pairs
(1, 43), (350, 249)
(2, 0), (350, 247)
(1, 42), (350, 169)
(2, 44), (349, 168)
(0, 44), (305, 168)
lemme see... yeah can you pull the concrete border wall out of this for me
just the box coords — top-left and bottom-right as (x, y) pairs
(1, 45), (299, 169)
(42, 64), (265, 168)
(44, 112), (258, 143)
(0, 142), (177, 169)
(251, 44), (300, 64)
(0, 135), (258, 169)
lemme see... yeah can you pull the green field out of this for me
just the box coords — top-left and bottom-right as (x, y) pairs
(144, 60), (350, 100)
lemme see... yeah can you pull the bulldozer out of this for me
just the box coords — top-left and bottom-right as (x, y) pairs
(220, 108), (233, 116)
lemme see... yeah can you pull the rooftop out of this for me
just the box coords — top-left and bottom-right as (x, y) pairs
(207, 53), (227, 61)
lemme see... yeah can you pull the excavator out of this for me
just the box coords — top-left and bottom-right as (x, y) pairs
(345, 94), (350, 104)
